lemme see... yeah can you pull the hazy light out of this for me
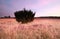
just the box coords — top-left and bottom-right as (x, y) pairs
(0, 0), (60, 17)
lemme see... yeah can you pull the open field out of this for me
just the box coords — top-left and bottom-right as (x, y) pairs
(0, 18), (60, 39)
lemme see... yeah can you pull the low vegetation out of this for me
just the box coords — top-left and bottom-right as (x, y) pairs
(0, 18), (60, 39)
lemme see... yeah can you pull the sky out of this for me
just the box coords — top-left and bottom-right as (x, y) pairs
(0, 0), (60, 17)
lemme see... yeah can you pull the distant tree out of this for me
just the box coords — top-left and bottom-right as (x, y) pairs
(14, 8), (35, 23)
(8, 16), (11, 18)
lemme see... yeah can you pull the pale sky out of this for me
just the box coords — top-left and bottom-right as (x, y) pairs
(0, 0), (60, 17)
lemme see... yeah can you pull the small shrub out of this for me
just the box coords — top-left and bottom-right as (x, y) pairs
(14, 8), (35, 23)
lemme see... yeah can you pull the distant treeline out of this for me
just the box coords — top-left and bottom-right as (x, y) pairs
(0, 16), (60, 19)
(0, 16), (11, 18)
(35, 16), (60, 19)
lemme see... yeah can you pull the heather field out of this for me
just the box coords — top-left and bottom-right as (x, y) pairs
(0, 18), (60, 39)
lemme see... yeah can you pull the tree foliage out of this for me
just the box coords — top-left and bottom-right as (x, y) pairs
(14, 9), (35, 23)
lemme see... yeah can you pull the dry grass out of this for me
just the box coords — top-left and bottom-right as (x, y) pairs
(0, 18), (60, 39)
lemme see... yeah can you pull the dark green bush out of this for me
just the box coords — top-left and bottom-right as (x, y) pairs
(14, 9), (35, 23)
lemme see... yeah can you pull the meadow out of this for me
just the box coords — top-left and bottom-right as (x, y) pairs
(0, 18), (60, 39)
